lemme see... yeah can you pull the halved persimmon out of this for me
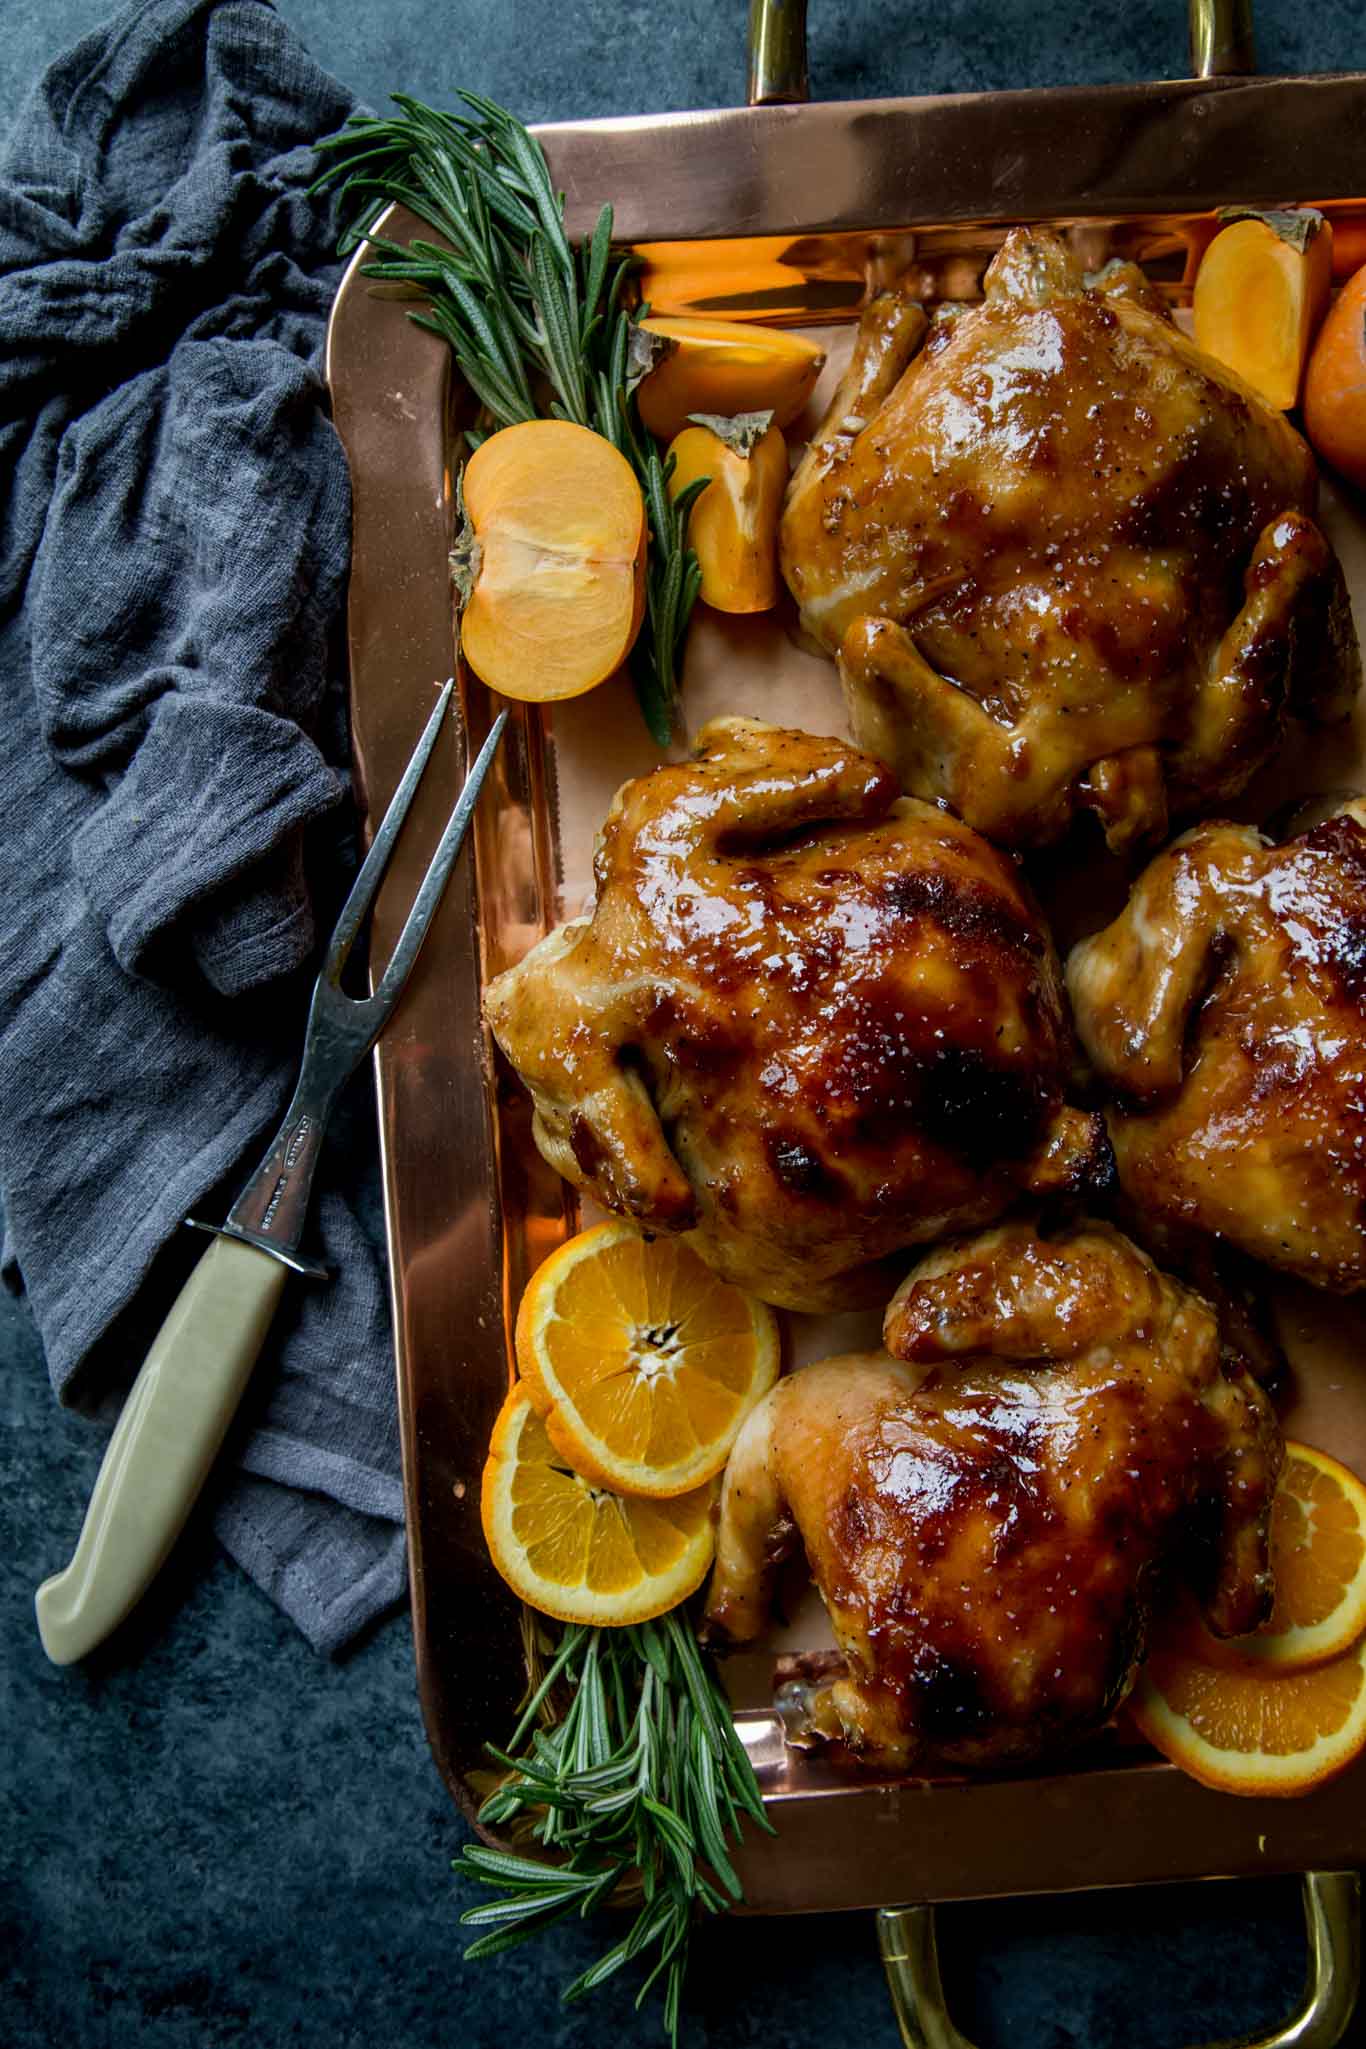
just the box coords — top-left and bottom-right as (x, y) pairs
(454, 419), (646, 704)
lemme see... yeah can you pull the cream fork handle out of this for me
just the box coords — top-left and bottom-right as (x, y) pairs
(34, 1234), (286, 1665)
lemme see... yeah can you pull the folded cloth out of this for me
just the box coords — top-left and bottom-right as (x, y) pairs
(0, 0), (408, 1653)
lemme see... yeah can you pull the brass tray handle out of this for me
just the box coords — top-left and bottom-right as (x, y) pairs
(1189, 0), (1257, 78)
(877, 1872), (1362, 2049)
(746, 0), (1255, 103)
(746, 0), (808, 106)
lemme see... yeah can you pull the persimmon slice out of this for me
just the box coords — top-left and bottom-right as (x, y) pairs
(1193, 210), (1332, 412)
(666, 412), (787, 614)
(455, 419), (646, 704)
(636, 317), (825, 442)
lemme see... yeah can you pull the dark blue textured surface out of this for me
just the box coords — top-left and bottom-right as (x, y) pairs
(1, 4), (1359, 2046)
(2, 0), (1365, 120)
(0, 0), (410, 1660)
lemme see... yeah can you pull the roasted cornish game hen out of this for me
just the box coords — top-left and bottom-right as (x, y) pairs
(483, 719), (1107, 1313)
(781, 228), (1359, 850)
(1068, 798), (1366, 1293)
(704, 1221), (1282, 1772)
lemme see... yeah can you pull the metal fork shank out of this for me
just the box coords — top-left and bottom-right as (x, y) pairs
(215, 700), (508, 1273)
(223, 1011), (358, 1269)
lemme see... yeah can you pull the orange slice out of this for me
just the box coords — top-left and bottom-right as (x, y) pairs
(514, 1220), (781, 1499)
(480, 1385), (716, 1625)
(1237, 1441), (1366, 1671)
(1129, 1440), (1366, 1796)
(1129, 1625), (1366, 1799)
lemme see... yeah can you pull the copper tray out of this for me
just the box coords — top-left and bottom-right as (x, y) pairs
(328, 2), (1366, 2038)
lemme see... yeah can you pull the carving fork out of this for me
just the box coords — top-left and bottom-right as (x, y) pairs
(35, 685), (507, 1664)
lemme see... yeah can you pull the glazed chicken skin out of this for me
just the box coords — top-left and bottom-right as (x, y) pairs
(483, 719), (1107, 1313)
(705, 1221), (1281, 1773)
(1068, 799), (1366, 1293)
(781, 228), (1359, 850)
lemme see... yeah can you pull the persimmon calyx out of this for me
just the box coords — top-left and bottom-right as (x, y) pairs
(1216, 206), (1327, 255)
(449, 478), (482, 611)
(685, 410), (776, 459)
(627, 323), (675, 393)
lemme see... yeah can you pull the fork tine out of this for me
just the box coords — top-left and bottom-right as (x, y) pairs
(324, 679), (456, 982)
(368, 708), (510, 1014)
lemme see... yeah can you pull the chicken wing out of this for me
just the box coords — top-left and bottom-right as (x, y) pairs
(705, 1220), (1281, 1772)
(1068, 799), (1366, 1292)
(781, 228), (1359, 850)
(483, 719), (1108, 1313)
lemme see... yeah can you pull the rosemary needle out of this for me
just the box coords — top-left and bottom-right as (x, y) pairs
(452, 1611), (773, 2047)
(312, 93), (706, 744)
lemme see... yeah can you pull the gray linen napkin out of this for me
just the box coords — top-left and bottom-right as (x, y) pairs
(0, 0), (408, 1652)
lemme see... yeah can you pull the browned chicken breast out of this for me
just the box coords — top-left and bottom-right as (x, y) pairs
(705, 1220), (1281, 1773)
(1068, 799), (1366, 1292)
(483, 718), (1107, 1313)
(781, 228), (1359, 851)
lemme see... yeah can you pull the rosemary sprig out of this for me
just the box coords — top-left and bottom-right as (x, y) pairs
(452, 1610), (773, 2046)
(312, 93), (704, 744)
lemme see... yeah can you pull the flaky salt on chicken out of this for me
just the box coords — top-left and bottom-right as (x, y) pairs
(781, 227), (1359, 850)
(1068, 798), (1366, 1293)
(483, 718), (1107, 1313)
(704, 1221), (1281, 1773)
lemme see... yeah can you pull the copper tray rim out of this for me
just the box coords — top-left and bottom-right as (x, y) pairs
(328, 68), (1366, 1914)
(531, 68), (1366, 243)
